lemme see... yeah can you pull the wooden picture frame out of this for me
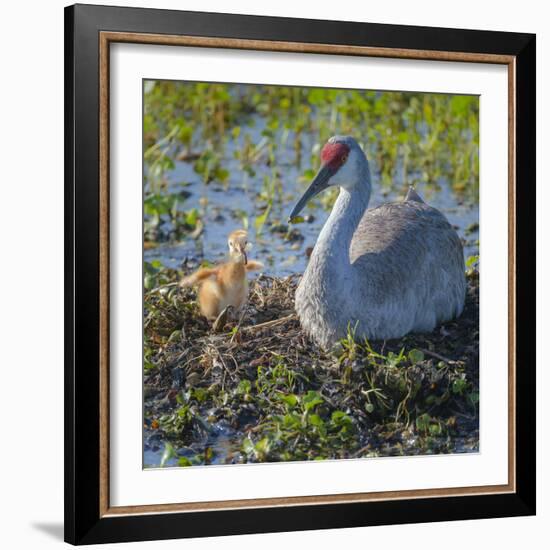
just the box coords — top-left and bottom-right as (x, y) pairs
(65, 3), (536, 544)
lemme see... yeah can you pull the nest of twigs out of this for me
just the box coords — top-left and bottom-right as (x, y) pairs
(143, 271), (479, 466)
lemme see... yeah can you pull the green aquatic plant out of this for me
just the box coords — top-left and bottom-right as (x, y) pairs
(193, 149), (229, 185)
(160, 442), (176, 468)
(465, 254), (480, 276)
(144, 125), (179, 192)
(144, 82), (479, 205)
(241, 388), (357, 463)
(143, 182), (202, 243)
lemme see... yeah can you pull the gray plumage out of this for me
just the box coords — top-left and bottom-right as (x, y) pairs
(291, 136), (466, 349)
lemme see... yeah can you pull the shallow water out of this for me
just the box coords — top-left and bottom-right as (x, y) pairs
(144, 420), (240, 468)
(145, 126), (479, 277)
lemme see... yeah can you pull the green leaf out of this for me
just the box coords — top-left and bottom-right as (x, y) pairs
(278, 393), (298, 408)
(144, 360), (156, 371)
(176, 407), (187, 418)
(331, 411), (352, 427)
(466, 254), (479, 268)
(429, 422), (442, 436)
(184, 208), (199, 228)
(255, 438), (270, 457)
(452, 378), (468, 395)
(237, 379), (252, 395)
(242, 438), (255, 456)
(160, 442), (176, 468)
(386, 351), (403, 367)
(279, 97), (292, 109)
(192, 387), (208, 402)
(416, 413), (431, 432)
(302, 391), (323, 411)
(254, 203), (271, 236)
(468, 391), (480, 405)
(215, 167), (230, 182)
(282, 413), (301, 428)
(408, 349), (425, 364)
(308, 414), (323, 427)
(177, 457), (192, 467)
(168, 330), (181, 343)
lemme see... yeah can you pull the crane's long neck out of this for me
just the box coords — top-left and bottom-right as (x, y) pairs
(313, 181), (370, 273)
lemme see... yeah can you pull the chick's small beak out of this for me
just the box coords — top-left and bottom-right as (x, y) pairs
(238, 244), (248, 265)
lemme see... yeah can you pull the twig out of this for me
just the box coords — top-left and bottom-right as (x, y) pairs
(418, 347), (457, 365)
(318, 387), (339, 409)
(242, 313), (296, 332)
(351, 445), (372, 459)
(229, 306), (249, 344)
(176, 150), (201, 162)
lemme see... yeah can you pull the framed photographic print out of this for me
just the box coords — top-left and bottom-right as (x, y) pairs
(64, 3), (536, 545)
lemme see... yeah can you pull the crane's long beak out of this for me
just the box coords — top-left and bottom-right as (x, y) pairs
(288, 164), (334, 223)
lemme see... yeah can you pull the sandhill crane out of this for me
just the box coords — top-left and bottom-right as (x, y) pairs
(289, 135), (465, 349)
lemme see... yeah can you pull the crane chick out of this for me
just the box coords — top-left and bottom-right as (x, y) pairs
(180, 229), (263, 320)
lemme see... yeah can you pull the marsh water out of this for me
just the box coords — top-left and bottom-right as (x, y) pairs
(143, 84), (480, 468)
(144, 123), (479, 278)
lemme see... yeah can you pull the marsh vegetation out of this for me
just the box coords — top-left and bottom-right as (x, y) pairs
(143, 81), (480, 468)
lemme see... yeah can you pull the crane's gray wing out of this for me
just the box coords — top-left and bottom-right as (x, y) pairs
(349, 201), (465, 306)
